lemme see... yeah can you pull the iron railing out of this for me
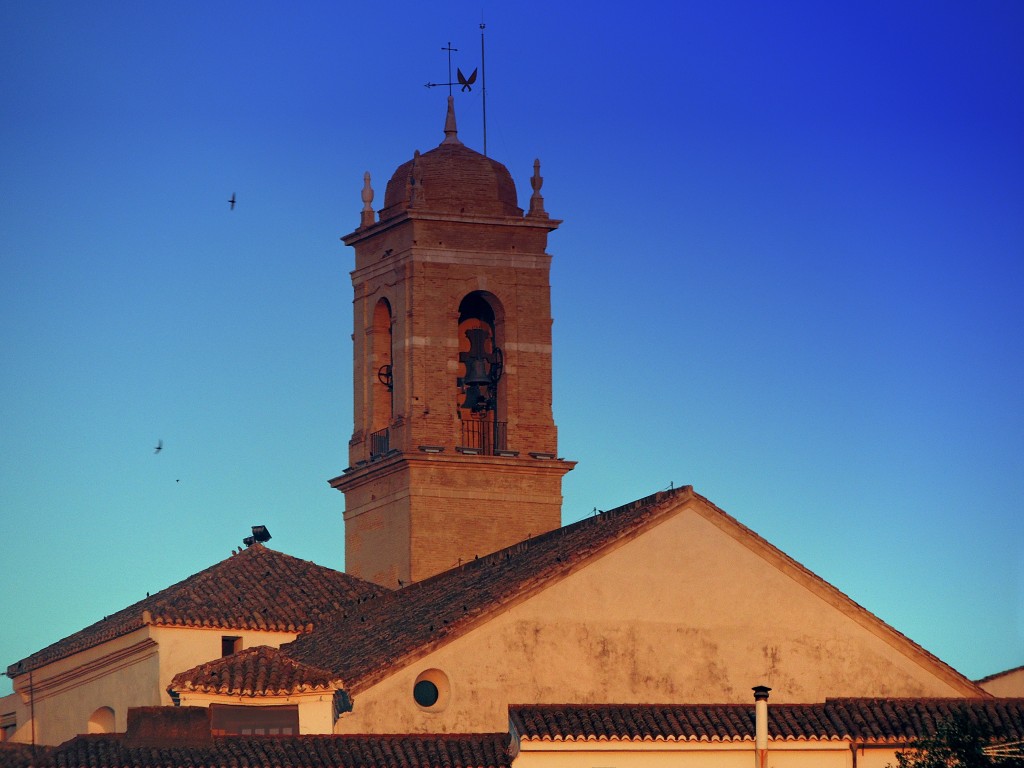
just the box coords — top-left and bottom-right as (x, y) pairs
(369, 428), (390, 458)
(461, 420), (507, 455)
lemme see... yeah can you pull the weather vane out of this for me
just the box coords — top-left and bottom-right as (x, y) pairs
(423, 26), (490, 156)
(424, 41), (477, 96)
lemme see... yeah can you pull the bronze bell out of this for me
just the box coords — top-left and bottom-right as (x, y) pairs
(459, 328), (494, 411)
(460, 384), (488, 412)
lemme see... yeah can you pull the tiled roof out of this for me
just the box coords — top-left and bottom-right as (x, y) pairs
(7, 545), (389, 678)
(282, 486), (979, 697)
(285, 488), (695, 692)
(0, 732), (513, 768)
(510, 699), (1024, 743)
(169, 645), (341, 696)
(977, 665), (1024, 684)
(0, 742), (40, 767)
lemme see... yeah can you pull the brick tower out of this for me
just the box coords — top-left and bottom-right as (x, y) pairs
(331, 98), (575, 588)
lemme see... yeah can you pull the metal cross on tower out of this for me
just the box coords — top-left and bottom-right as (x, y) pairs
(424, 41), (477, 96)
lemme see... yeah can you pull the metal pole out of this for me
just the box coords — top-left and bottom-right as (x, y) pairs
(442, 42), (457, 98)
(492, 384), (499, 453)
(480, 23), (487, 156)
(30, 668), (36, 751)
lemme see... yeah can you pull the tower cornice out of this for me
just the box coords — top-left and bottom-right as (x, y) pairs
(330, 451), (576, 497)
(342, 209), (561, 248)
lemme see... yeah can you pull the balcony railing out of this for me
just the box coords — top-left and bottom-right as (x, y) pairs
(369, 428), (390, 458)
(461, 420), (507, 455)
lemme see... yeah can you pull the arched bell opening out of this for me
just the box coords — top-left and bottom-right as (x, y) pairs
(370, 297), (393, 457)
(456, 292), (505, 453)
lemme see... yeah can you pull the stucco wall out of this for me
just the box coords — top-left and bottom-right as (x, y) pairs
(337, 498), (973, 734)
(152, 625), (297, 706)
(8, 628), (160, 746)
(514, 741), (901, 768)
(6, 626), (300, 745)
(978, 666), (1024, 697)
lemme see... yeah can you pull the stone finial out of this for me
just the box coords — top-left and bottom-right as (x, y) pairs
(442, 95), (462, 145)
(360, 171), (375, 228)
(528, 158), (548, 218)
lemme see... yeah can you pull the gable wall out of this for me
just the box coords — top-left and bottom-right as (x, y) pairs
(338, 499), (973, 734)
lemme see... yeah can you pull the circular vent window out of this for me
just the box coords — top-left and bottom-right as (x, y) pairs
(413, 669), (450, 712)
(413, 680), (438, 707)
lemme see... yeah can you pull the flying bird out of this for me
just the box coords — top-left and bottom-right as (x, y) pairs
(457, 67), (477, 92)
(228, 192), (236, 210)
(154, 440), (163, 454)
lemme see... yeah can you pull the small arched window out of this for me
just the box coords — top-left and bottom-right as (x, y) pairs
(371, 298), (393, 432)
(87, 706), (115, 734)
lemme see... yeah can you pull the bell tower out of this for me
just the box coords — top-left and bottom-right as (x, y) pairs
(331, 98), (575, 588)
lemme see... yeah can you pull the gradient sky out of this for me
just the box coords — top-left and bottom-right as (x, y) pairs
(1, 2), (1022, 698)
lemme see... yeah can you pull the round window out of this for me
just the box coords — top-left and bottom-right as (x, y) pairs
(413, 680), (439, 707)
(412, 669), (450, 712)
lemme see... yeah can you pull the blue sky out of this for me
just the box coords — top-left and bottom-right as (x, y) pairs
(1, 2), (1021, 697)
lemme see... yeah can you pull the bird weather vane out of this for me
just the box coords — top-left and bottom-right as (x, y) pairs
(424, 41), (477, 95)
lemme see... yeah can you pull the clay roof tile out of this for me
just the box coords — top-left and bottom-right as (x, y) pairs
(1, 732), (514, 768)
(8, 545), (389, 678)
(169, 646), (342, 697)
(509, 700), (1024, 744)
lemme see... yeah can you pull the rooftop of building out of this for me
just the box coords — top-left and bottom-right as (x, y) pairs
(7, 544), (389, 679)
(272, 485), (980, 698)
(4, 699), (1022, 768)
(510, 698), (1024, 743)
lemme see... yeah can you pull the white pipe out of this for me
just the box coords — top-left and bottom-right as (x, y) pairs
(753, 685), (771, 768)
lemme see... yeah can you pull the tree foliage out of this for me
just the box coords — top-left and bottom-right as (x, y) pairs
(891, 709), (1024, 768)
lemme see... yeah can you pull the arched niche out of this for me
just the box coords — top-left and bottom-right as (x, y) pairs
(87, 706), (115, 734)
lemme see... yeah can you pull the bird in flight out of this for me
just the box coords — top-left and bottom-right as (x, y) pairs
(457, 67), (477, 92)
(228, 192), (236, 210)
(154, 440), (163, 454)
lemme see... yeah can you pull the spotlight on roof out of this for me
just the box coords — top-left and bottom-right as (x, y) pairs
(243, 525), (272, 548)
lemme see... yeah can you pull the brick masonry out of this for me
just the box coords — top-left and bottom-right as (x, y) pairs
(334, 139), (574, 588)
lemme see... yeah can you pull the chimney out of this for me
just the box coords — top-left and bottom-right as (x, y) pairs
(753, 685), (771, 768)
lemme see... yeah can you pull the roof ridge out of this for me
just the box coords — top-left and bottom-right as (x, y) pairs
(825, 696), (1010, 702)
(976, 664), (1024, 684)
(399, 485), (695, 590)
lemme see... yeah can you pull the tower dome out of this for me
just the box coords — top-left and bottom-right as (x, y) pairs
(379, 97), (522, 220)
